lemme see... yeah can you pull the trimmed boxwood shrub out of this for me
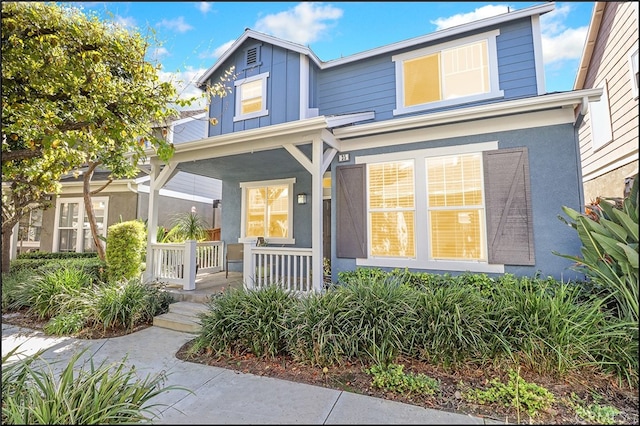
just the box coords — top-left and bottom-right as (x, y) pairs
(16, 252), (98, 260)
(106, 220), (146, 283)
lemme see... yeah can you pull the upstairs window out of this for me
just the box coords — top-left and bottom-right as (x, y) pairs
(240, 178), (295, 244)
(393, 30), (503, 115)
(629, 48), (639, 99)
(234, 72), (269, 121)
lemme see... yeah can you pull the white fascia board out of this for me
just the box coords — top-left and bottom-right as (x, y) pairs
(574, 2), (605, 90)
(333, 89), (603, 140)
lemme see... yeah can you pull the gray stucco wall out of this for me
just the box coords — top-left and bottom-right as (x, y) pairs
(329, 122), (585, 282)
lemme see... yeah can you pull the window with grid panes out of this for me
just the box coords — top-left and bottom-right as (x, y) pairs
(243, 182), (291, 240)
(426, 153), (485, 260)
(367, 160), (416, 257)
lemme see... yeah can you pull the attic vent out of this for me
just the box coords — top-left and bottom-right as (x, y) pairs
(246, 47), (258, 66)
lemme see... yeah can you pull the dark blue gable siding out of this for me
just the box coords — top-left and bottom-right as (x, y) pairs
(205, 39), (301, 137)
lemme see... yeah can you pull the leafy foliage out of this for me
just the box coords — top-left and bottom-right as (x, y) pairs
(556, 175), (639, 322)
(105, 220), (146, 282)
(464, 369), (555, 419)
(162, 212), (208, 242)
(2, 346), (189, 424)
(365, 363), (439, 396)
(0, 1), (184, 272)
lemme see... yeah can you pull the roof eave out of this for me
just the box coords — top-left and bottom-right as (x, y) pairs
(573, 2), (606, 90)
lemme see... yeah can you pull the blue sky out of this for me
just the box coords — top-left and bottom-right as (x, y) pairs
(72, 1), (595, 109)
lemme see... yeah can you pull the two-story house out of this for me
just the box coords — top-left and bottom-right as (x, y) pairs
(144, 2), (602, 293)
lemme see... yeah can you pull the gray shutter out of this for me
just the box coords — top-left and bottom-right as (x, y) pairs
(336, 164), (367, 258)
(483, 147), (535, 265)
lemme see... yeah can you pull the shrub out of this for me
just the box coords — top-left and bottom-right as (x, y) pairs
(10, 267), (94, 319)
(464, 368), (555, 419)
(490, 276), (608, 376)
(365, 363), (439, 396)
(16, 251), (99, 260)
(106, 220), (146, 283)
(409, 284), (496, 367)
(95, 278), (152, 331)
(10, 257), (106, 280)
(556, 174), (638, 323)
(2, 346), (188, 424)
(2, 269), (39, 311)
(193, 285), (295, 358)
(328, 275), (417, 366)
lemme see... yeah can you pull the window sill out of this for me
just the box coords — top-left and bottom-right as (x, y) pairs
(393, 92), (504, 116)
(356, 257), (504, 274)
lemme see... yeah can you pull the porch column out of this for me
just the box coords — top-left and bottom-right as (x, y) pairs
(143, 160), (177, 283)
(311, 136), (324, 293)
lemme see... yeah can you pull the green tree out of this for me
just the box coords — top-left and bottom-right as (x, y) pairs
(1, 2), (230, 271)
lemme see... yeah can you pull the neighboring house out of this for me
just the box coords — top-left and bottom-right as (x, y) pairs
(9, 112), (222, 258)
(144, 2), (603, 292)
(574, 2), (639, 202)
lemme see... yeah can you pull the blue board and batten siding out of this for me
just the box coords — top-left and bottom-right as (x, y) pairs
(207, 41), (301, 137)
(318, 17), (540, 121)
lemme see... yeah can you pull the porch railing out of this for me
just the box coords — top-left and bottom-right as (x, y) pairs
(149, 241), (223, 290)
(245, 246), (314, 293)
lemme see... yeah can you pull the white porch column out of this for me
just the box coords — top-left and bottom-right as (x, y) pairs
(183, 240), (197, 290)
(143, 160), (176, 283)
(311, 136), (324, 293)
(10, 222), (19, 261)
(242, 242), (253, 290)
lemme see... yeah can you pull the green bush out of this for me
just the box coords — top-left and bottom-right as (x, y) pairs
(2, 346), (188, 424)
(2, 269), (40, 311)
(96, 279), (152, 331)
(409, 284), (496, 367)
(10, 257), (106, 281)
(556, 175), (638, 323)
(365, 363), (439, 396)
(464, 368), (555, 419)
(16, 251), (99, 260)
(490, 276), (609, 375)
(9, 267), (94, 319)
(193, 285), (295, 358)
(106, 220), (146, 283)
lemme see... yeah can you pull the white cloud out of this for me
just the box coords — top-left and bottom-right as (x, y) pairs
(150, 47), (170, 61)
(114, 15), (137, 29)
(254, 2), (343, 45)
(156, 16), (193, 33)
(540, 3), (588, 64)
(159, 67), (208, 110)
(196, 2), (212, 14)
(199, 39), (235, 60)
(431, 4), (509, 30)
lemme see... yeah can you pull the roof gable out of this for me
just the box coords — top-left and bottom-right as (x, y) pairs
(197, 2), (554, 88)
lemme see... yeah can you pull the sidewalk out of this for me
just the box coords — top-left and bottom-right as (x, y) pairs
(1, 323), (505, 425)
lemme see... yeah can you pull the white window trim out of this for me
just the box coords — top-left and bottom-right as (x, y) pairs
(392, 30), (504, 116)
(52, 197), (109, 253)
(239, 177), (296, 244)
(590, 80), (613, 152)
(355, 142), (504, 273)
(233, 71), (269, 122)
(628, 47), (639, 100)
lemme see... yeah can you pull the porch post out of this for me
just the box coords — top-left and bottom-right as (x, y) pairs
(311, 136), (324, 293)
(242, 242), (253, 290)
(143, 161), (160, 283)
(183, 240), (197, 290)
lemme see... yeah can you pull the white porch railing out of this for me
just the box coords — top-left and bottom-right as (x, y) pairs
(244, 245), (314, 293)
(150, 241), (223, 290)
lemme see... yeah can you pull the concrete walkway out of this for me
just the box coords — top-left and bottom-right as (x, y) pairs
(1, 322), (506, 425)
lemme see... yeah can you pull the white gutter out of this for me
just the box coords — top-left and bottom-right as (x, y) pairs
(333, 89), (603, 140)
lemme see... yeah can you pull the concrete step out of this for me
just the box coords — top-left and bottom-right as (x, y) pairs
(164, 289), (214, 304)
(153, 301), (211, 333)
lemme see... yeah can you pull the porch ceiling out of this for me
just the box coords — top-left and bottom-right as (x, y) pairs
(176, 145), (313, 181)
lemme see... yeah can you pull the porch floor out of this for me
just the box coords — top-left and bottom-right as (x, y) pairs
(161, 271), (245, 303)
